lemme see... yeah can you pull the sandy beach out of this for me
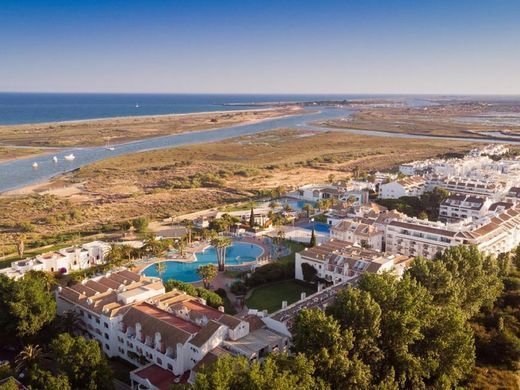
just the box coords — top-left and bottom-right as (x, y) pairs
(0, 105), (305, 149)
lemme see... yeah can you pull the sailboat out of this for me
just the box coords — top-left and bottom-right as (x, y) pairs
(105, 140), (115, 151)
(64, 153), (75, 161)
(52, 156), (58, 163)
(32, 162), (39, 169)
(135, 103), (140, 108)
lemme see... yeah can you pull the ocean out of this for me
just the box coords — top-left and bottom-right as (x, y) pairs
(0, 93), (386, 125)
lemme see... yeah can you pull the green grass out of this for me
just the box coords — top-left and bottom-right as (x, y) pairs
(224, 270), (243, 279)
(246, 280), (316, 313)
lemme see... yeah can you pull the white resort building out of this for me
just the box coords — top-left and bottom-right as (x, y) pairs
(56, 270), (289, 389)
(295, 240), (411, 285)
(0, 241), (111, 280)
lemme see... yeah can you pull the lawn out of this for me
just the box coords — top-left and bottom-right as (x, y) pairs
(246, 280), (316, 314)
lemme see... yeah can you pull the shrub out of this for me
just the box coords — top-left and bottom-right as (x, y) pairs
(230, 280), (248, 295)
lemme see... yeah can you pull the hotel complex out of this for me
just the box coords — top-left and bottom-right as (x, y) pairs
(294, 145), (520, 280)
(56, 270), (289, 388)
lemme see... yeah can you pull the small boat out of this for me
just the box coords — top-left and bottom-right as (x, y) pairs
(64, 153), (75, 161)
(52, 156), (58, 163)
(32, 162), (39, 169)
(105, 140), (115, 151)
(135, 103), (140, 108)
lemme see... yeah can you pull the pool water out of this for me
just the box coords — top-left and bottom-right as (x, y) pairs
(256, 197), (316, 211)
(302, 222), (331, 233)
(142, 242), (264, 283)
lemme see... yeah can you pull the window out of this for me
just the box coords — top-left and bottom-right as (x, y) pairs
(167, 364), (173, 371)
(105, 344), (110, 350)
(88, 314), (92, 320)
(157, 357), (162, 365)
(95, 318), (100, 324)
(104, 333), (109, 340)
(104, 322), (109, 329)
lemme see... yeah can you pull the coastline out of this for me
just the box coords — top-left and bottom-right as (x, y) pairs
(0, 105), (305, 150)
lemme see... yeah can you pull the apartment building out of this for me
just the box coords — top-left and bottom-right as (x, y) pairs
(295, 240), (411, 284)
(439, 194), (493, 222)
(330, 220), (384, 251)
(385, 203), (520, 258)
(379, 176), (426, 199)
(57, 270), (289, 388)
(0, 241), (111, 280)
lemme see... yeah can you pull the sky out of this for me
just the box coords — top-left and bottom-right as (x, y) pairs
(1, 0), (519, 94)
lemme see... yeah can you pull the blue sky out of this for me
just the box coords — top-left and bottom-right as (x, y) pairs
(1, 0), (519, 94)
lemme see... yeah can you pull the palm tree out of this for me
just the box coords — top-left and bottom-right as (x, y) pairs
(57, 310), (82, 334)
(15, 344), (42, 373)
(185, 220), (194, 244)
(155, 261), (166, 279)
(302, 204), (314, 218)
(17, 234), (26, 259)
(210, 236), (232, 271)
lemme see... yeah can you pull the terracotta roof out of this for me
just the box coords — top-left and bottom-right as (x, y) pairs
(217, 314), (242, 329)
(192, 347), (230, 373)
(243, 315), (265, 331)
(133, 364), (185, 390)
(123, 303), (198, 348)
(388, 220), (457, 237)
(189, 320), (223, 348)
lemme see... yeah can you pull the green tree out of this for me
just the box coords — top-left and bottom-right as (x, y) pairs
(326, 288), (383, 364)
(132, 217), (149, 233)
(27, 367), (71, 390)
(302, 203), (314, 218)
(292, 308), (371, 389)
(197, 264), (218, 288)
(309, 228), (316, 247)
(192, 353), (325, 390)
(15, 344), (42, 374)
(0, 378), (19, 390)
(0, 272), (56, 339)
(50, 333), (113, 390)
(355, 273), (474, 388)
(210, 236), (232, 271)
(408, 245), (502, 317)
(249, 208), (255, 228)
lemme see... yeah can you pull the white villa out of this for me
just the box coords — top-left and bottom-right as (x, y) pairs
(0, 241), (111, 280)
(295, 239), (411, 285)
(379, 176), (426, 199)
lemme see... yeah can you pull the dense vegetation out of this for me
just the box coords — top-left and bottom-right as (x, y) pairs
(189, 245), (520, 389)
(376, 187), (450, 221)
(0, 272), (114, 389)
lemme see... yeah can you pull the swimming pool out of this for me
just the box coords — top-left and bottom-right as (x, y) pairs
(256, 197), (316, 211)
(302, 222), (331, 233)
(141, 242), (264, 283)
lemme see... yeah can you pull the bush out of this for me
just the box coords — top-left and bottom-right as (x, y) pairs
(230, 280), (248, 295)
(247, 261), (294, 287)
(164, 279), (223, 309)
(132, 217), (149, 233)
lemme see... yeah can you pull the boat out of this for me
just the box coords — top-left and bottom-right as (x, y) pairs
(105, 140), (115, 151)
(64, 153), (75, 161)
(135, 103), (140, 108)
(32, 162), (38, 169)
(52, 156), (58, 163)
